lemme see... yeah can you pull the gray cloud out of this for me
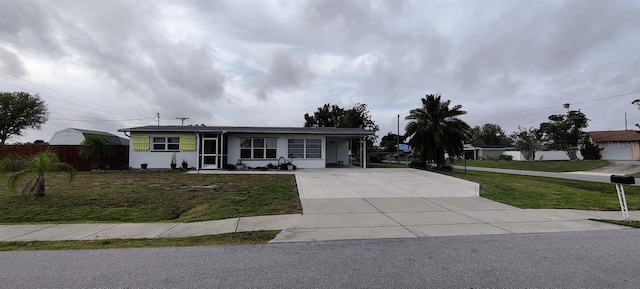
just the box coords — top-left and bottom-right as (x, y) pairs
(0, 46), (25, 76)
(0, 0), (65, 58)
(1, 0), (639, 143)
(0, 0), (227, 122)
(251, 50), (312, 100)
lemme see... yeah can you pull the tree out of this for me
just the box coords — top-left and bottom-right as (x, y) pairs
(0, 91), (49, 144)
(405, 94), (471, 168)
(580, 138), (603, 160)
(469, 123), (513, 146)
(0, 151), (75, 197)
(304, 103), (378, 133)
(510, 126), (543, 161)
(539, 110), (589, 160)
(380, 132), (406, 153)
(304, 103), (379, 154)
(632, 99), (640, 128)
(79, 135), (116, 170)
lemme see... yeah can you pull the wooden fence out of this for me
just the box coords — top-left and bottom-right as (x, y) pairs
(0, 145), (129, 171)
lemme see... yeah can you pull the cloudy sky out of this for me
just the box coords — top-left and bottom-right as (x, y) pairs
(1, 0), (639, 144)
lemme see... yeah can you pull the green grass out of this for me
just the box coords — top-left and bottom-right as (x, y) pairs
(445, 169), (640, 210)
(592, 219), (640, 228)
(0, 171), (301, 224)
(0, 231), (279, 251)
(451, 159), (609, 172)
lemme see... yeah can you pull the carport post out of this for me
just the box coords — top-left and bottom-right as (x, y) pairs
(610, 175), (634, 221)
(362, 136), (367, 168)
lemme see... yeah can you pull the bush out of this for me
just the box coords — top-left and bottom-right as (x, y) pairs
(581, 142), (603, 160)
(499, 155), (514, 161)
(369, 154), (382, 163)
(409, 160), (427, 169)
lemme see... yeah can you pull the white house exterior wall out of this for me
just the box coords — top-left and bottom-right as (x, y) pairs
(227, 134), (326, 169)
(129, 133), (198, 169)
(325, 138), (350, 165)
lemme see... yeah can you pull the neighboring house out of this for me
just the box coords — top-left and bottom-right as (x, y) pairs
(463, 144), (514, 160)
(49, 128), (130, 145)
(587, 130), (640, 160)
(117, 125), (375, 169)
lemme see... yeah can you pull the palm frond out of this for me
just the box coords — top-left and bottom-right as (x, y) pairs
(3, 151), (76, 197)
(7, 168), (35, 190)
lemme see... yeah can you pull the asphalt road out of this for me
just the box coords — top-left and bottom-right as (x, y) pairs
(2, 229), (640, 288)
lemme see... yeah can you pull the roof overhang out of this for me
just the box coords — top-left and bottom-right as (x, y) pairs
(118, 125), (375, 137)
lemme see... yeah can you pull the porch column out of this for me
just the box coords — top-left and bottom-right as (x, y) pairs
(219, 132), (224, 169)
(359, 137), (363, 167)
(362, 136), (367, 169)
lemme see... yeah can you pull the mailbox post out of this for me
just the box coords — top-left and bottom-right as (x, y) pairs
(610, 175), (635, 221)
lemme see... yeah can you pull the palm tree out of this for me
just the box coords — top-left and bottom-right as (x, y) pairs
(405, 94), (472, 168)
(0, 150), (75, 197)
(79, 135), (115, 170)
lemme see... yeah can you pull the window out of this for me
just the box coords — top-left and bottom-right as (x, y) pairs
(288, 139), (322, 159)
(152, 137), (180, 151)
(240, 138), (277, 159)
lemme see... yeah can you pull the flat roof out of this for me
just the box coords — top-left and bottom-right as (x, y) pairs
(118, 125), (375, 136)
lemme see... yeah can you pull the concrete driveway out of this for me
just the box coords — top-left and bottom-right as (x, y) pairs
(271, 168), (627, 242)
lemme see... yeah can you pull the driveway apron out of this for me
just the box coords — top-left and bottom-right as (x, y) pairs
(271, 168), (627, 242)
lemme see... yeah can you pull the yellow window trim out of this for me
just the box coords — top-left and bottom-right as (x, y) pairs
(133, 135), (149, 151)
(180, 134), (197, 151)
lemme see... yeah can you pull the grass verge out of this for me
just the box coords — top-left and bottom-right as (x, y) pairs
(0, 230), (279, 251)
(445, 169), (640, 210)
(451, 159), (609, 172)
(0, 171), (301, 224)
(591, 219), (640, 228)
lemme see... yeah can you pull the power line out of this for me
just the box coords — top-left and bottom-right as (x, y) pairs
(465, 90), (640, 118)
(0, 72), (152, 118)
(50, 117), (153, 123)
(49, 106), (154, 122)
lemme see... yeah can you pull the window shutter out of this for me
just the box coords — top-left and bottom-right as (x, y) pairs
(180, 135), (197, 151)
(133, 135), (149, 151)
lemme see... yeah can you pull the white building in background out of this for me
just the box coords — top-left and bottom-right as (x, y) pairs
(49, 128), (129, 145)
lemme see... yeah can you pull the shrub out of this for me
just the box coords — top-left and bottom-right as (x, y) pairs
(499, 155), (514, 161)
(409, 160), (427, 169)
(581, 142), (603, 160)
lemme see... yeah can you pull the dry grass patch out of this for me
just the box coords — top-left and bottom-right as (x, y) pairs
(0, 231), (279, 251)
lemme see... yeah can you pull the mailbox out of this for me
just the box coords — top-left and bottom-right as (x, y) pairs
(610, 175), (635, 185)
(611, 175), (634, 221)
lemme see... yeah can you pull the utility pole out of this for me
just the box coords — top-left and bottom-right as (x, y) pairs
(176, 117), (189, 126)
(156, 113), (160, 126)
(397, 114), (400, 164)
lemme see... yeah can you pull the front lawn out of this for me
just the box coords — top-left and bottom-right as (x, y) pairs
(451, 159), (609, 172)
(445, 169), (640, 210)
(0, 171), (301, 224)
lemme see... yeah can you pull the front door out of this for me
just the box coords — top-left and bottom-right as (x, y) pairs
(201, 138), (218, 169)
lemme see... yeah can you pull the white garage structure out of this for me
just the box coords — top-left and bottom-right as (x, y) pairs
(588, 130), (640, 161)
